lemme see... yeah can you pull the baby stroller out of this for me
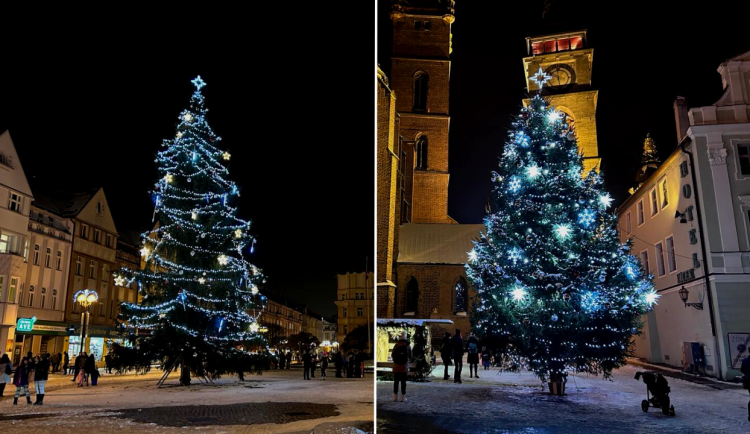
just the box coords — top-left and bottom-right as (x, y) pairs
(635, 371), (675, 416)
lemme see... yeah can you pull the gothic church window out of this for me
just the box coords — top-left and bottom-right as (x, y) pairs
(405, 277), (419, 314)
(413, 72), (428, 111)
(416, 136), (428, 170)
(454, 277), (468, 312)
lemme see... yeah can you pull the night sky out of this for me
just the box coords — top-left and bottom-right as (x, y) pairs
(378, 0), (750, 224)
(0, 10), (375, 318)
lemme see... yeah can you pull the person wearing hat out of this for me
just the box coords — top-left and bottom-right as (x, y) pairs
(440, 331), (452, 380)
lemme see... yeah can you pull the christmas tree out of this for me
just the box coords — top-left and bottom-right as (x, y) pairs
(466, 73), (657, 385)
(111, 76), (268, 385)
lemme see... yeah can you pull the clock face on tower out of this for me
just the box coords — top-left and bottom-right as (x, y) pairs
(544, 64), (576, 90)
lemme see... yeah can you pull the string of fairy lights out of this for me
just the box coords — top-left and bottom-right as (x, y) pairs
(466, 75), (657, 381)
(118, 76), (265, 343)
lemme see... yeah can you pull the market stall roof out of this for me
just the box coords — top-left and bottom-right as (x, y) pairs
(377, 319), (454, 326)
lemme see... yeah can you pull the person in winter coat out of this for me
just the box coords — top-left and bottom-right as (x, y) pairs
(302, 350), (312, 380)
(72, 352), (84, 382)
(741, 355), (750, 422)
(63, 351), (70, 375)
(334, 351), (343, 378)
(466, 332), (480, 379)
(320, 353), (328, 380)
(481, 346), (491, 370)
(0, 353), (12, 397)
(278, 351), (285, 370)
(346, 351), (355, 378)
(391, 331), (412, 402)
(310, 352), (316, 378)
(49, 353), (59, 373)
(451, 329), (464, 384)
(12, 357), (32, 405)
(440, 331), (452, 380)
(286, 351), (291, 370)
(33, 353), (50, 405)
(84, 354), (96, 387)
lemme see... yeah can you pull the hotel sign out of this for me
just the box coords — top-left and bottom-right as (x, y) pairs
(677, 268), (695, 284)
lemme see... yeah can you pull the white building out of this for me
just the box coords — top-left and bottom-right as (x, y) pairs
(617, 50), (750, 380)
(0, 130), (33, 357)
(14, 194), (74, 358)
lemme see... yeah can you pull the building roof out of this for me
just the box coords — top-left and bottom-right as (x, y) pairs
(31, 186), (100, 218)
(397, 223), (484, 264)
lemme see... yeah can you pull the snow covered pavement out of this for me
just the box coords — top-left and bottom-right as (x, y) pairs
(377, 363), (749, 433)
(0, 369), (373, 433)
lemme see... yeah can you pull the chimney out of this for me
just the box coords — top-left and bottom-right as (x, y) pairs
(674, 97), (690, 143)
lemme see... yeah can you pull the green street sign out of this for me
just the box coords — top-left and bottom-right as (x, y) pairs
(16, 317), (37, 332)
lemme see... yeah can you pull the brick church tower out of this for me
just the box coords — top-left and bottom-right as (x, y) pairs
(389, 0), (456, 224)
(522, 30), (601, 174)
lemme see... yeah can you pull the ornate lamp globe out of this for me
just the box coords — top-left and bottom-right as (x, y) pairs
(74, 289), (98, 308)
(678, 286), (689, 304)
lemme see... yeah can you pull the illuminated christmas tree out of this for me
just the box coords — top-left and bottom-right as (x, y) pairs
(466, 72), (657, 387)
(111, 76), (267, 385)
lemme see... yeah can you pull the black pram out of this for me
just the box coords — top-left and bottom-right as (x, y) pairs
(635, 371), (675, 416)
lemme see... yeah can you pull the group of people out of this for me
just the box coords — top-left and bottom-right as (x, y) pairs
(301, 349), (366, 380)
(0, 351), (51, 405)
(439, 329), (484, 383)
(70, 352), (99, 387)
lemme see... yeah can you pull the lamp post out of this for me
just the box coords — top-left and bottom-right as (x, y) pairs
(678, 286), (703, 310)
(74, 290), (98, 354)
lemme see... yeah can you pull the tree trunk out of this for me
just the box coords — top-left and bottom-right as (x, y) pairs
(180, 358), (191, 386)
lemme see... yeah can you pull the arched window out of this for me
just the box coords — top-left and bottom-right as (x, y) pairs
(454, 277), (468, 312)
(405, 277), (419, 314)
(413, 72), (428, 111)
(415, 135), (428, 170)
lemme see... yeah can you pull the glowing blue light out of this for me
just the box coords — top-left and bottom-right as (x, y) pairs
(192, 151), (197, 161)
(625, 265), (636, 280)
(508, 247), (523, 264)
(515, 133), (529, 147)
(218, 318), (225, 332)
(644, 290), (659, 306)
(508, 176), (522, 193)
(599, 193), (613, 208)
(191, 75), (206, 90)
(580, 291), (602, 312)
(527, 165), (541, 179)
(468, 249), (477, 262)
(578, 209), (596, 227)
(547, 110), (561, 124)
(511, 286), (526, 301)
(554, 224), (572, 241)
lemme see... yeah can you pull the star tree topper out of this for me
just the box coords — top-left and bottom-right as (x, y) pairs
(191, 75), (206, 91)
(530, 67), (552, 88)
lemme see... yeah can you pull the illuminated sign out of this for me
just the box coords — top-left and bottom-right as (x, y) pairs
(16, 317), (37, 332)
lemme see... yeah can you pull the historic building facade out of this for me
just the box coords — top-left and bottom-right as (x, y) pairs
(259, 296), (303, 338)
(14, 195), (74, 358)
(523, 29), (600, 174)
(335, 272), (373, 342)
(617, 50), (750, 380)
(0, 131), (32, 357)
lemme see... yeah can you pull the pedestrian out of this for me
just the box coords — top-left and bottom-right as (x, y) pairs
(84, 353), (96, 387)
(321, 353), (328, 380)
(50, 352), (59, 373)
(467, 332), (480, 379)
(347, 351), (355, 378)
(451, 328), (464, 384)
(12, 357), (32, 405)
(72, 352), (84, 382)
(310, 351), (316, 378)
(63, 351), (69, 375)
(278, 350), (285, 370)
(440, 331), (452, 380)
(391, 331), (412, 402)
(481, 346), (491, 371)
(0, 353), (12, 397)
(302, 349), (311, 380)
(33, 353), (50, 405)
(286, 351), (291, 370)
(105, 353), (113, 374)
(741, 354), (750, 422)
(334, 351), (342, 378)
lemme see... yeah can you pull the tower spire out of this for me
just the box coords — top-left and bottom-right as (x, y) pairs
(630, 133), (661, 194)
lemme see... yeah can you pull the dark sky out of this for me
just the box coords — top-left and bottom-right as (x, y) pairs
(378, 0), (750, 223)
(0, 9), (375, 318)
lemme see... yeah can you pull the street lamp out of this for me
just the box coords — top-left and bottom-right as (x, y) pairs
(74, 289), (98, 354)
(678, 286), (703, 310)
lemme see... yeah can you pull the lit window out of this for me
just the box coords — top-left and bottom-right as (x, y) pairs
(655, 242), (666, 277)
(665, 236), (676, 272)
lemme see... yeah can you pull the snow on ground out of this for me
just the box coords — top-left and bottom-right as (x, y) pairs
(377, 363), (749, 434)
(0, 368), (373, 433)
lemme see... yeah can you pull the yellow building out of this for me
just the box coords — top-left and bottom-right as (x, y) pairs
(335, 272), (373, 342)
(522, 30), (600, 174)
